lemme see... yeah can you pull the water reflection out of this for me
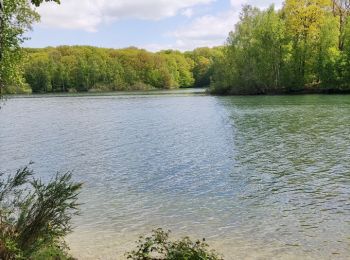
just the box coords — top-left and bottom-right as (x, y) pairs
(220, 95), (350, 258)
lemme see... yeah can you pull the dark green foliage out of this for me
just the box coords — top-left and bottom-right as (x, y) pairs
(0, 166), (82, 260)
(126, 228), (223, 260)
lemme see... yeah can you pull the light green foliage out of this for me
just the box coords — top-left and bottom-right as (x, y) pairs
(341, 16), (350, 88)
(127, 228), (223, 260)
(211, 5), (286, 94)
(211, 0), (350, 94)
(0, 166), (82, 260)
(0, 0), (39, 94)
(315, 15), (341, 87)
(284, 0), (333, 87)
(185, 47), (223, 88)
(21, 46), (221, 93)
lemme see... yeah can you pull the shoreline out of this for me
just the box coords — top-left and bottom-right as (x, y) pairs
(4, 87), (350, 99)
(2, 88), (208, 99)
(209, 88), (350, 96)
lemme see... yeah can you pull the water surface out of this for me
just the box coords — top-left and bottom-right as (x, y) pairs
(1, 93), (349, 259)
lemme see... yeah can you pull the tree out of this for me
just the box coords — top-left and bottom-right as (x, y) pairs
(340, 15), (350, 88)
(315, 15), (341, 88)
(0, 0), (39, 95)
(22, 46), (203, 93)
(0, 0), (60, 95)
(210, 0), (350, 94)
(186, 47), (223, 88)
(331, 0), (350, 50)
(211, 5), (286, 94)
(283, 0), (333, 88)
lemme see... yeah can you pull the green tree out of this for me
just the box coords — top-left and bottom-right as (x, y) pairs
(0, 0), (62, 95)
(186, 47), (223, 88)
(23, 46), (201, 93)
(25, 52), (52, 93)
(211, 5), (286, 94)
(340, 16), (350, 88)
(283, 0), (332, 88)
(331, 0), (350, 50)
(211, 0), (350, 95)
(0, 0), (39, 94)
(315, 15), (341, 89)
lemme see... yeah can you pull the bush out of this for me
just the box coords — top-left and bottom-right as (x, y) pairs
(0, 165), (82, 260)
(31, 245), (76, 260)
(126, 228), (223, 260)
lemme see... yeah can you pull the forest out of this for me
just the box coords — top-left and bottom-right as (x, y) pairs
(5, 46), (222, 93)
(210, 0), (350, 94)
(3, 0), (350, 95)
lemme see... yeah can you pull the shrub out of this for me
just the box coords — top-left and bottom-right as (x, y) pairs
(0, 165), (82, 260)
(31, 245), (76, 260)
(126, 228), (223, 260)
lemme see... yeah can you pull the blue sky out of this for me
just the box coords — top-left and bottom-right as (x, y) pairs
(26, 0), (283, 51)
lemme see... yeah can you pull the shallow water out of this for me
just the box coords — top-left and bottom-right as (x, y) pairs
(1, 92), (349, 259)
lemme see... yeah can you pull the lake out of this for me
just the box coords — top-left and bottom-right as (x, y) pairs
(1, 91), (349, 259)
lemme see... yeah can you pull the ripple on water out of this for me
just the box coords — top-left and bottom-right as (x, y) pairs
(0, 94), (349, 259)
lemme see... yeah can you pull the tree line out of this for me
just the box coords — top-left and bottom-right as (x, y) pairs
(5, 46), (222, 94)
(210, 0), (350, 94)
(3, 0), (350, 95)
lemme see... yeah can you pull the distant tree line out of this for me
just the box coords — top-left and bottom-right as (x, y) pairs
(4, 46), (222, 94)
(5, 0), (350, 95)
(210, 0), (350, 94)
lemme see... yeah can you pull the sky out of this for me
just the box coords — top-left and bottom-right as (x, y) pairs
(25, 0), (284, 51)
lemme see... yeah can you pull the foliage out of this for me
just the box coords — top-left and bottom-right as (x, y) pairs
(0, 0), (40, 95)
(31, 245), (75, 260)
(210, 0), (350, 94)
(126, 228), (223, 260)
(185, 47), (224, 88)
(19, 46), (222, 94)
(0, 166), (82, 260)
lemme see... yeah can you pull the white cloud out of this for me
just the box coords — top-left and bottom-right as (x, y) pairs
(153, 0), (284, 51)
(230, 0), (248, 8)
(230, 0), (283, 9)
(181, 8), (194, 18)
(35, 0), (284, 50)
(165, 11), (236, 50)
(36, 0), (214, 32)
